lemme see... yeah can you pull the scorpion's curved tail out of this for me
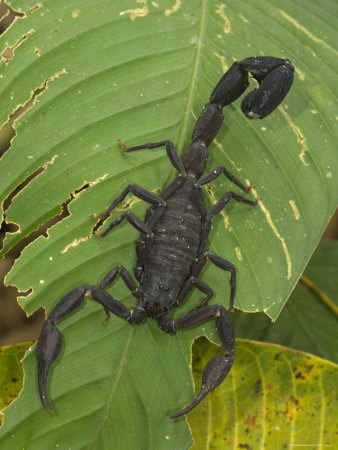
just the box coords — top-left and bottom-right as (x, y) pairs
(191, 56), (294, 148)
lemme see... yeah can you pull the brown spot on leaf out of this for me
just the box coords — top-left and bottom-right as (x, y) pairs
(255, 379), (262, 394)
(245, 414), (257, 426)
(295, 371), (305, 380)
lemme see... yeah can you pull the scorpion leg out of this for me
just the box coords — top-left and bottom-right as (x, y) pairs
(198, 190), (257, 257)
(100, 265), (140, 293)
(198, 165), (253, 193)
(121, 139), (186, 175)
(95, 152), (185, 241)
(192, 252), (238, 310)
(99, 265), (143, 322)
(176, 276), (214, 308)
(93, 183), (165, 220)
(37, 284), (145, 412)
(158, 304), (234, 419)
(97, 211), (155, 238)
(98, 179), (177, 240)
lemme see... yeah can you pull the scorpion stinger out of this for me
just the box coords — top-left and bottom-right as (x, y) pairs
(36, 56), (294, 417)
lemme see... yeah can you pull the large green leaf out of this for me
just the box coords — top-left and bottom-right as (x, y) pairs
(0, 0), (337, 447)
(2, 0), (337, 316)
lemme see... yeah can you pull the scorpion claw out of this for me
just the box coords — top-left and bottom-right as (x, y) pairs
(36, 320), (63, 412)
(171, 355), (234, 419)
(240, 57), (294, 119)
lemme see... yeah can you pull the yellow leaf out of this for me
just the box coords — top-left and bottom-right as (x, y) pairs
(188, 337), (338, 449)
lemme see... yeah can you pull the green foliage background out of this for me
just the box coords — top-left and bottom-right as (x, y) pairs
(0, 0), (337, 448)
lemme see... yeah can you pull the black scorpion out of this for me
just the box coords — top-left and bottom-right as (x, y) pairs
(37, 56), (294, 418)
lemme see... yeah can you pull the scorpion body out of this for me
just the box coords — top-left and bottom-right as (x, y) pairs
(141, 177), (203, 315)
(37, 56), (294, 418)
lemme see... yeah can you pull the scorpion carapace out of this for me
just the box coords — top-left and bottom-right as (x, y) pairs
(36, 56), (294, 418)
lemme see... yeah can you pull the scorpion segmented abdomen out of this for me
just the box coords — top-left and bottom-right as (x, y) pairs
(142, 179), (203, 306)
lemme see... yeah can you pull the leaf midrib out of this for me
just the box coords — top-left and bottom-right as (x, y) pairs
(176, 0), (209, 155)
(87, 2), (210, 443)
(88, 325), (134, 448)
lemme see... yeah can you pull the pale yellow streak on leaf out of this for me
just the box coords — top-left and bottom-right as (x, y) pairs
(42, 155), (58, 169)
(280, 9), (338, 55)
(61, 236), (88, 254)
(318, 370), (325, 447)
(235, 246), (243, 261)
(206, 184), (230, 228)
(215, 4), (231, 34)
(71, 9), (81, 18)
(116, 195), (140, 211)
(306, 46), (317, 57)
(87, 174), (109, 187)
(115, 185), (162, 211)
(238, 13), (248, 23)
(213, 138), (242, 172)
(231, 364), (238, 448)
(164, 0), (181, 16)
(289, 200), (300, 220)
(213, 52), (228, 72)
(295, 67), (305, 81)
(278, 106), (309, 166)
(52, 68), (67, 78)
(248, 181), (292, 279)
(120, 0), (149, 20)
(29, 3), (43, 13)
